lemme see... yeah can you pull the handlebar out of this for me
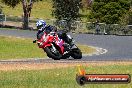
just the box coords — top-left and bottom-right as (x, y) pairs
(33, 40), (37, 43)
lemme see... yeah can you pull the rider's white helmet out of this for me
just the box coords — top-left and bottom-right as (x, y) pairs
(36, 20), (46, 29)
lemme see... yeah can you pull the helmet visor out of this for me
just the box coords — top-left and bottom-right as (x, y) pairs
(37, 25), (43, 29)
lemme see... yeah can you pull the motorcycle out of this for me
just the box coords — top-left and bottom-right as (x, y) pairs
(33, 31), (82, 60)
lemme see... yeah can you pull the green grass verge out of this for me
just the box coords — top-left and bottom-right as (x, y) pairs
(0, 36), (96, 60)
(0, 36), (46, 60)
(1, 0), (54, 19)
(0, 65), (131, 88)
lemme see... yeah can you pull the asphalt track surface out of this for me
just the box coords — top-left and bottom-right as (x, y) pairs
(0, 29), (132, 62)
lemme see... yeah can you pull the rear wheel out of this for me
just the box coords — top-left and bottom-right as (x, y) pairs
(44, 47), (62, 60)
(70, 48), (82, 59)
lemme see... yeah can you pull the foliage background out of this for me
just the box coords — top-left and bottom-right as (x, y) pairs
(89, 0), (131, 24)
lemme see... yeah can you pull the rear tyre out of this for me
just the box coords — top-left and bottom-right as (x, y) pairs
(70, 48), (82, 59)
(44, 47), (62, 60)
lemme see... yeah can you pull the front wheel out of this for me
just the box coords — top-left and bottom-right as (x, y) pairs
(70, 48), (82, 59)
(44, 47), (62, 60)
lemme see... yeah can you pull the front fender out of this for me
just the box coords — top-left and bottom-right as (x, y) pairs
(38, 42), (52, 48)
(44, 43), (52, 48)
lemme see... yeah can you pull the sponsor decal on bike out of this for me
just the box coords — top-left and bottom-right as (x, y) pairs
(56, 38), (63, 47)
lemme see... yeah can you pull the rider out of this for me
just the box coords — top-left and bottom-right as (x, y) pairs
(36, 20), (73, 46)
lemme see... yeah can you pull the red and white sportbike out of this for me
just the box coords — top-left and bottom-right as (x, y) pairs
(33, 31), (82, 60)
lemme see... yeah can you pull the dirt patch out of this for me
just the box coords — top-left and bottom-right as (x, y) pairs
(0, 61), (132, 71)
(0, 63), (79, 71)
(2, 21), (36, 29)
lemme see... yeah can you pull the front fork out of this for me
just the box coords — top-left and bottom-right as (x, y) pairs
(51, 44), (57, 53)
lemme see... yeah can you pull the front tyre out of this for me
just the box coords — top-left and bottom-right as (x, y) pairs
(70, 48), (82, 59)
(44, 47), (62, 60)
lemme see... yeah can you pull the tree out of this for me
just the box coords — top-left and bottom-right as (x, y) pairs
(1, 0), (42, 30)
(0, 5), (2, 14)
(52, 0), (82, 31)
(129, 1), (132, 24)
(89, 0), (131, 24)
(81, 0), (93, 9)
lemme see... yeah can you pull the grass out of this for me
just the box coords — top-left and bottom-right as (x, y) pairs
(0, 36), (46, 60)
(0, 64), (131, 88)
(0, 36), (96, 60)
(1, 0), (53, 19)
(0, 0), (89, 21)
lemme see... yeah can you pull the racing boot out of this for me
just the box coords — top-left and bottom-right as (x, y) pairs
(63, 43), (70, 51)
